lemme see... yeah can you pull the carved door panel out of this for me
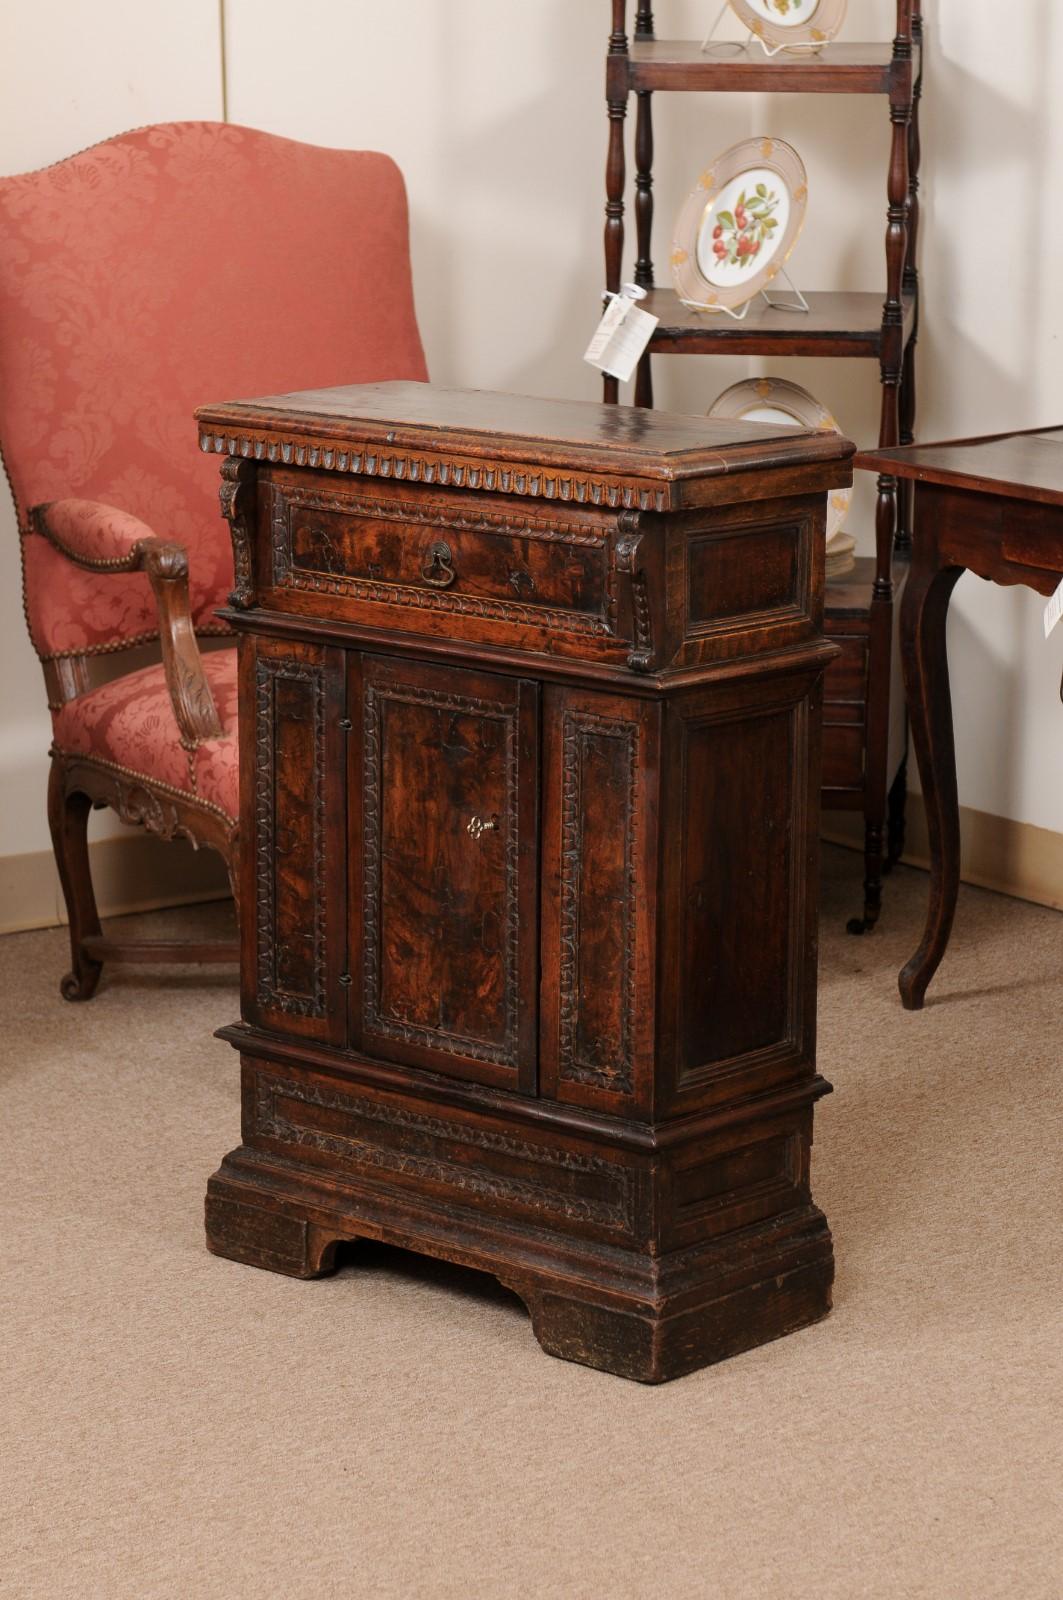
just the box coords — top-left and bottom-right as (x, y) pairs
(539, 687), (661, 1119)
(240, 636), (348, 1045)
(351, 653), (539, 1092)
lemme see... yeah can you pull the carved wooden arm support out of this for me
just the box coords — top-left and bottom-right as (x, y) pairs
(31, 499), (223, 745)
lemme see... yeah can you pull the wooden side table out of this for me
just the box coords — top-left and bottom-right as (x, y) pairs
(859, 429), (1063, 1009)
(197, 381), (853, 1382)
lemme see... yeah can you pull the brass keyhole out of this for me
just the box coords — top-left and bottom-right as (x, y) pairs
(467, 815), (499, 840)
(421, 541), (457, 589)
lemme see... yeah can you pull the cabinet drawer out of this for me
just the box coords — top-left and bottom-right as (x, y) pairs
(265, 473), (613, 639)
(822, 635), (868, 711)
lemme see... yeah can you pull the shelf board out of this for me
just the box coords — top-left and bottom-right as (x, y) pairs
(825, 556), (910, 618)
(627, 40), (903, 95)
(643, 288), (915, 359)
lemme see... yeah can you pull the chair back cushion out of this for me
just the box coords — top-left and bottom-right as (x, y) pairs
(0, 122), (427, 657)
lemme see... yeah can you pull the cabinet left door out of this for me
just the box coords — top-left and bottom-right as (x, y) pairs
(349, 653), (540, 1093)
(240, 636), (349, 1045)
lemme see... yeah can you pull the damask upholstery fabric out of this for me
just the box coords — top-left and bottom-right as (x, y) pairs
(27, 499), (159, 654)
(33, 498), (159, 566)
(0, 121), (428, 658)
(51, 647), (239, 820)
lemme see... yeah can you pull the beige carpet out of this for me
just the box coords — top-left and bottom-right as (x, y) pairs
(1, 846), (1060, 1599)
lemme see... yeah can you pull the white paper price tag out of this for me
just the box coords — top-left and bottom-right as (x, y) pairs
(584, 285), (659, 384)
(1044, 575), (1063, 639)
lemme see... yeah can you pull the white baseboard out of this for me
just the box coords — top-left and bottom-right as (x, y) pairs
(0, 830), (231, 935)
(823, 795), (1063, 912)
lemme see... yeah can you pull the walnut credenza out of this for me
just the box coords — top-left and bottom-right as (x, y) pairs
(196, 382), (853, 1383)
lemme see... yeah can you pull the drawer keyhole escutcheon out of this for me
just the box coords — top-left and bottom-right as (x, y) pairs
(467, 815), (499, 840)
(421, 541), (457, 589)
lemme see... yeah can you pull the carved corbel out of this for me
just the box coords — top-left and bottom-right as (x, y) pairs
(220, 457), (257, 609)
(616, 510), (654, 673)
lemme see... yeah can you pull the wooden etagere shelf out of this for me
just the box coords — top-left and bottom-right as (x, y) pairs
(601, 0), (925, 932)
(626, 37), (909, 94)
(641, 287), (916, 358)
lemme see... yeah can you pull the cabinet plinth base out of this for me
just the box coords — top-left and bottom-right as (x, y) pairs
(205, 1061), (834, 1383)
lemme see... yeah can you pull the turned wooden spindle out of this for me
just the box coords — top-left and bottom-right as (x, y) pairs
(897, 0), (923, 555)
(633, 84), (655, 410)
(874, 0), (913, 601)
(855, 0), (914, 935)
(604, 0), (629, 405)
(634, 93), (654, 291)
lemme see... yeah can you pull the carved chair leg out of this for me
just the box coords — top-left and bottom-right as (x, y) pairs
(47, 757), (104, 1001)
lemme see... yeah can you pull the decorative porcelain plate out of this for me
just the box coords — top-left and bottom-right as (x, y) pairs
(709, 377), (852, 543)
(726, 0), (848, 52)
(671, 138), (807, 314)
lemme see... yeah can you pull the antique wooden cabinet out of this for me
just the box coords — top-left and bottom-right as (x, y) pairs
(197, 382), (854, 1382)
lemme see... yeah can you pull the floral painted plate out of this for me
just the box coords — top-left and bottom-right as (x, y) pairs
(671, 138), (807, 314)
(709, 377), (852, 544)
(727, 0), (848, 52)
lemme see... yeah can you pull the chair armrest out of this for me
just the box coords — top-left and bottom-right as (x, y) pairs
(31, 498), (162, 569)
(32, 500), (223, 745)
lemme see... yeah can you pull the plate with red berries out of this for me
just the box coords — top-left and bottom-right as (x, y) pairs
(670, 138), (808, 313)
(727, 0), (848, 52)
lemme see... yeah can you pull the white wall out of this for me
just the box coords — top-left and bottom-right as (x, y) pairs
(2, 0), (1061, 868)
(767, 0), (1063, 834)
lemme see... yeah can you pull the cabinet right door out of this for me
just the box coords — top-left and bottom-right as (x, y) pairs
(540, 686), (661, 1120)
(350, 653), (539, 1093)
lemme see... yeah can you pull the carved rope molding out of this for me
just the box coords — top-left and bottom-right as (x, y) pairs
(275, 486), (611, 556)
(362, 679), (521, 1069)
(253, 655), (328, 1019)
(277, 569), (613, 640)
(557, 711), (638, 1097)
(201, 430), (669, 514)
(254, 1074), (635, 1233)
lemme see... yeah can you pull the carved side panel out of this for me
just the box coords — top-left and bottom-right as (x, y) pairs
(243, 638), (346, 1044)
(354, 654), (539, 1092)
(658, 668), (820, 1117)
(540, 688), (659, 1117)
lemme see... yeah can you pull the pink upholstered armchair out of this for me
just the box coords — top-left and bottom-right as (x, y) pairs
(0, 122), (427, 998)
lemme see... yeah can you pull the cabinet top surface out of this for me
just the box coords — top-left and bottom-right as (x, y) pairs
(196, 381), (853, 488)
(858, 430), (1063, 507)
